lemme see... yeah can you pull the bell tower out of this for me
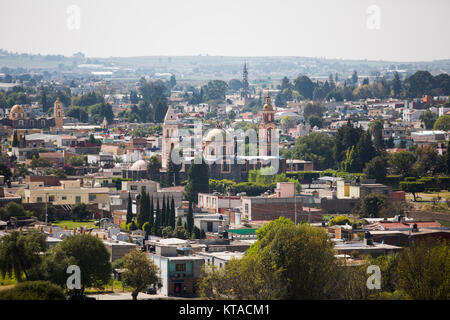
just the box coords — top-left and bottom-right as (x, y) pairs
(162, 106), (179, 169)
(258, 93), (278, 157)
(54, 98), (64, 129)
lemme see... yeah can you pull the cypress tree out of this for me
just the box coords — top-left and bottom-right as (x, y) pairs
(165, 196), (170, 227)
(177, 216), (182, 227)
(149, 195), (154, 234)
(161, 195), (167, 227)
(154, 198), (160, 236)
(126, 192), (133, 224)
(143, 192), (150, 227)
(187, 201), (194, 234)
(136, 189), (147, 229)
(170, 196), (176, 228)
(184, 157), (209, 204)
(12, 130), (19, 148)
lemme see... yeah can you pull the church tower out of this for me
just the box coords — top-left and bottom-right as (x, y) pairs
(241, 63), (249, 102)
(258, 93), (278, 157)
(162, 106), (179, 169)
(54, 98), (64, 129)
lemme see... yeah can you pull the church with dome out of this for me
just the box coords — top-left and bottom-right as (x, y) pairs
(1, 99), (64, 130)
(161, 93), (286, 183)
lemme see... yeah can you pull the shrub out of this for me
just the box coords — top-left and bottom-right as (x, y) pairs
(127, 221), (137, 231)
(0, 281), (66, 300)
(328, 215), (352, 226)
(385, 175), (402, 187)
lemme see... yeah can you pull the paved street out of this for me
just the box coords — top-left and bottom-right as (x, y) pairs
(89, 292), (193, 300)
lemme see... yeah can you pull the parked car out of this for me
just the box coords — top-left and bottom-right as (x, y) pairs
(145, 287), (157, 294)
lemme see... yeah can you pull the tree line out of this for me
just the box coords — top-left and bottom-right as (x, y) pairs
(275, 71), (450, 106)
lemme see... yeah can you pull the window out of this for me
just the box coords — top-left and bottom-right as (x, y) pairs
(48, 195), (55, 202)
(62, 196), (67, 200)
(37, 197), (42, 202)
(131, 185), (137, 191)
(175, 264), (186, 272)
(75, 196), (81, 204)
(89, 195), (96, 201)
(245, 203), (249, 213)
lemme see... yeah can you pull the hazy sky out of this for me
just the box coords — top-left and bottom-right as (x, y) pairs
(1, 0), (449, 61)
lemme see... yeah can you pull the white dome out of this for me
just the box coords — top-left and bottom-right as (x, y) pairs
(130, 159), (147, 171)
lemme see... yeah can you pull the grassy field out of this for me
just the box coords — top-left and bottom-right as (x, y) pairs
(438, 220), (450, 227)
(51, 220), (97, 229)
(406, 191), (450, 201)
(84, 281), (133, 294)
(0, 274), (17, 287)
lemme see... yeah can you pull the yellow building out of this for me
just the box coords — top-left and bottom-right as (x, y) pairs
(19, 179), (110, 210)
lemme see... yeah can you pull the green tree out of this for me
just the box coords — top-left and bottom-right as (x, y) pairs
(139, 79), (169, 123)
(404, 71), (435, 98)
(307, 114), (323, 128)
(228, 79), (243, 92)
(89, 102), (114, 124)
(186, 202), (194, 235)
(206, 80), (228, 101)
(354, 131), (377, 172)
(433, 115), (450, 131)
(0, 202), (33, 221)
(328, 215), (352, 226)
(122, 250), (160, 300)
(126, 192), (133, 224)
(294, 75), (316, 100)
(30, 156), (52, 168)
(148, 195), (154, 235)
(161, 195), (167, 228)
(0, 230), (47, 281)
(169, 74), (176, 89)
(400, 181), (425, 201)
(397, 241), (449, 299)
(43, 234), (112, 293)
(199, 217), (339, 299)
(351, 71), (358, 85)
(392, 72), (402, 97)
(12, 130), (19, 147)
(184, 158), (209, 203)
(68, 155), (86, 167)
(153, 199), (160, 236)
(67, 106), (89, 122)
(359, 193), (389, 218)
(147, 155), (161, 180)
(293, 132), (335, 170)
(334, 120), (363, 165)
(363, 156), (388, 183)
(368, 120), (385, 152)
(419, 110), (437, 130)
(390, 151), (416, 177)
(136, 189), (149, 229)
(70, 203), (91, 221)
(170, 197), (176, 229)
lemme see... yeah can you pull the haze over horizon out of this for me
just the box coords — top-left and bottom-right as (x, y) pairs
(1, 0), (450, 62)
